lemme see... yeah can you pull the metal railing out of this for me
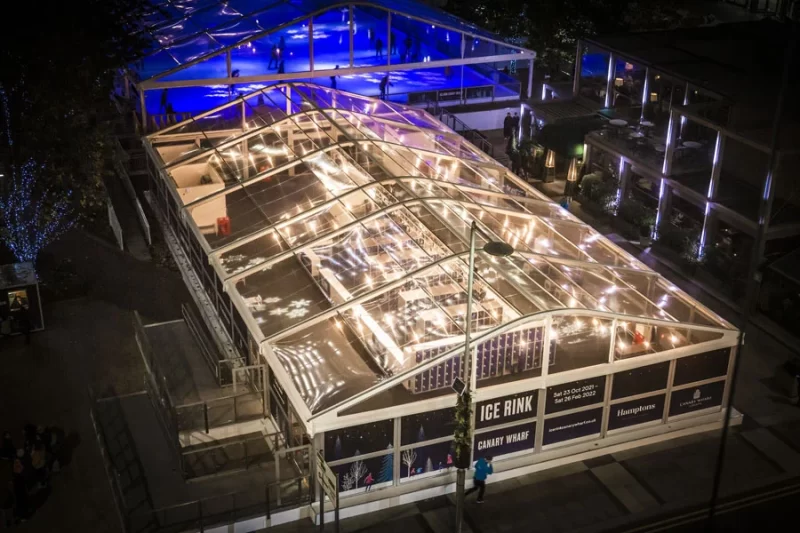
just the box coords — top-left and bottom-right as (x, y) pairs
(428, 103), (495, 158)
(181, 303), (245, 387)
(174, 390), (264, 434)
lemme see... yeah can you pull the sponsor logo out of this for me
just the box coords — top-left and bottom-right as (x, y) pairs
(616, 403), (657, 418)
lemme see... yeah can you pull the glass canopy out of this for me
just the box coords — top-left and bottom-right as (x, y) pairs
(146, 82), (736, 418)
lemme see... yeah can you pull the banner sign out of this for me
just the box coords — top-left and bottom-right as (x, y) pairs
(669, 381), (725, 417)
(611, 362), (670, 400)
(473, 422), (536, 458)
(475, 390), (538, 430)
(543, 407), (603, 446)
(546, 376), (605, 414)
(673, 348), (730, 386)
(608, 394), (666, 431)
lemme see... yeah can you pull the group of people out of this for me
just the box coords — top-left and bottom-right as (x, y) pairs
(268, 36), (287, 73)
(0, 295), (32, 345)
(1, 424), (68, 525)
(368, 28), (416, 63)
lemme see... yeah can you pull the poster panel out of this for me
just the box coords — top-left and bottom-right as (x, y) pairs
(400, 407), (456, 446)
(324, 419), (394, 463)
(543, 407), (603, 446)
(473, 422), (536, 458)
(608, 394), (666, 431)
(545, 376), (605, 414)
(668, 381), (725, 417)
(673, 348), (730, 386)
(475, 390), (538, 430)
(611, 362), (670, 400)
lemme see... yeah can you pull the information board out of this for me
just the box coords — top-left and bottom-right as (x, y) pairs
(546, 376), (605, 414)
(668, 381), (725, 417)
(475, 390), (538, 430)
(608, 394), (666, 431)
(543, 407), (603, 446)
(473, 422), (536, 458)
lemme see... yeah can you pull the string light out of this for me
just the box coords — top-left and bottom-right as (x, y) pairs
(0, 160), (74, 263)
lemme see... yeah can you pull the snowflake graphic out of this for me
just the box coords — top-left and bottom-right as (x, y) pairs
(269, 307), (289, 316)
(262, 297), (281, 304)
(289, 299), (312, 309)
(286, 308), (310, 319)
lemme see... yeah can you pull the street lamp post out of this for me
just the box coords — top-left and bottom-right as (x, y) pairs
(454, 221), (514, 533)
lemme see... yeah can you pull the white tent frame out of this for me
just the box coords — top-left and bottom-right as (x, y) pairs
(143, 82), (738, 437)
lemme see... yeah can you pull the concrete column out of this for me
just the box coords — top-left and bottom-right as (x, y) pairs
(654, 181), (673, 238)
(617, 158), (631, 211)
(640, 67), (650, 123)
(527, 57), (534, 100)
(309, 18), (314, 72)
(662, 110), (679, 176)
(572, 40), (582, 97)
(349, 5), (354, 67)
(604, 53), (615, 108)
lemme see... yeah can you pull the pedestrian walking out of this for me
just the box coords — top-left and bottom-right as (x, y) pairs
(512, 112), (520, 137)
(375, 37), (383, 58)
(464, 456), (493, 503)
(379, 75), (391, 100)
(364, 472), (374, 491)
(503, 112), (512, 139)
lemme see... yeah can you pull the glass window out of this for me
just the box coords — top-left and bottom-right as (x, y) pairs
(578, 44), (610, 105)
(399, 440), (455, 481)
(312, 8), (352, 70)
(673, 348), (730, 386)
(400, 408), (455, 445)
(352, 6), (390, 68)
(325, 419), (394, 462)
(549, 316), (612, 374)
(333, 453), (393, 492)
(611, 362), (669, 400)
(242, 18), (313, 76)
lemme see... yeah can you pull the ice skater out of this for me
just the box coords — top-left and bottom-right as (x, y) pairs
(379, 75), (391, 100)
(269, 44), (278, 69)
(390, 32), (397, 55)
(330, 65), (339, 89)
(404, 36), (412, 62)
(159, 88), (168, 112)
(464, 455), (493, 503)
(375, 37), (383, 58)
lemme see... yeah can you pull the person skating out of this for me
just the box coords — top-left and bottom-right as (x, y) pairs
(379, 75), (391, 100)
(464, 456), (493, 503)
(364, 472), (374, 491)
(269, 44), (278, 69)
(390, 32), (397, 55)
(404, 36), (412, 62)
(375, 37), (383, 58)
(330, 65), (340, 89)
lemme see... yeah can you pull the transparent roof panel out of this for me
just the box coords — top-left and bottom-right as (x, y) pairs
(146, 81), (735, 417)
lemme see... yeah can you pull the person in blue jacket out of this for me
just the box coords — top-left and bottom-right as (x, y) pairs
(465, 455), (493, 503)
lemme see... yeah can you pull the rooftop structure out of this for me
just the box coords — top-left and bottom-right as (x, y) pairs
(144, 82), (737, 439)
(127, 0), (534, 128)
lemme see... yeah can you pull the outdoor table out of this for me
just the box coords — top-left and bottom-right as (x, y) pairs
(654, 145), (666, 152)
(682, 141), (702, 149)
(609, 119), (628, 127)
(629, 131), (644, 138)
(640, 120), (655, 127)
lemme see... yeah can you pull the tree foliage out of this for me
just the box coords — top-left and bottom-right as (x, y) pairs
(0, 0), (153, 220)
(444, 0), (704, 72)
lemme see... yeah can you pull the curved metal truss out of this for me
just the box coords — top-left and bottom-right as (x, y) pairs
(144, 81), (737, 432)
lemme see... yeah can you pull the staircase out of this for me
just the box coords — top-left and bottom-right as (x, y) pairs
(425, 102), (496, 159)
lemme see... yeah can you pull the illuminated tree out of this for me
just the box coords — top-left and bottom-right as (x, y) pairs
(402, 449), (417, 478)
(377, 445), (393, 483)
(0, 160), (74, 263)
(349, 460), (367, 489)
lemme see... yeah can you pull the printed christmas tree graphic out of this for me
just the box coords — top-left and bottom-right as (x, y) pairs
(424, 457), (433, 473)
(377, 444), (394, 483)
(334, 435), (342, 460)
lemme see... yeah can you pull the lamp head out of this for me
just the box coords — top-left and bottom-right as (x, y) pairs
(483, 241), (514, 257)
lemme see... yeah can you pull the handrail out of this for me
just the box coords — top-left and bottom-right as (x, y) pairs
(181, 302), (225, 384)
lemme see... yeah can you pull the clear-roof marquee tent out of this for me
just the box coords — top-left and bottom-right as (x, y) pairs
(143, 82), (737, 436)
(128, 0), (535, 125)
